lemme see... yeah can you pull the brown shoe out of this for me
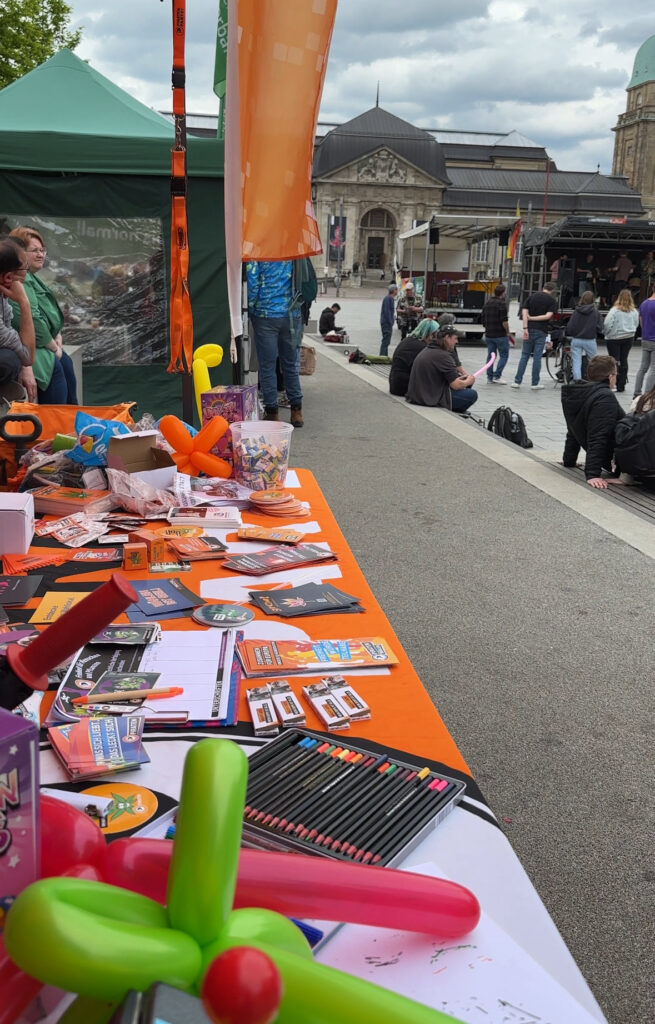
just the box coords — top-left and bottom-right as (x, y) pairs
(290, 406), (303, 428)
(263, 406), (279, 421)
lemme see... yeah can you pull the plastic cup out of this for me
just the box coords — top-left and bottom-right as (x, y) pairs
(230, 420), (293, 491)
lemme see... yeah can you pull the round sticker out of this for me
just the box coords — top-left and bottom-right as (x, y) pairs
(192, 603), (254, 628)
(157, 525), (204, 538)
(249, 489), (292, 504)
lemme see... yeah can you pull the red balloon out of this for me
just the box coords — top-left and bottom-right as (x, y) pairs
(201, 947), (282, 1024)
(40, 795), (106, 878)
(0, 936), (43, 1024)
(98, 839), (480, 938)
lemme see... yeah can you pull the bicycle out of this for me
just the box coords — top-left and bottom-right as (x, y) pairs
(545, 334), (572, 384)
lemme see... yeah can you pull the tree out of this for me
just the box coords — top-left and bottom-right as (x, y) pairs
(0, 0), (82, 90)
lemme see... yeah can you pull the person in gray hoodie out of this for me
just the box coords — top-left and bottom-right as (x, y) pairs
(602, 289), (639, 392)
(566, 290), (604, 381)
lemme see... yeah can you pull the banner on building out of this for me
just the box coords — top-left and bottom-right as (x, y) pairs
(328, 216), (346, 262)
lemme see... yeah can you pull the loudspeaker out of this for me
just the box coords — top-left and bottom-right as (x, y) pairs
(498, 229), (510, 246)
(558, 267), (575, 291)
(429, 227), (440, 245)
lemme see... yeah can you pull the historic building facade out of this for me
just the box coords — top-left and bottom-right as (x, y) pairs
(612, 33), (655, 216)
(312, 104), (644, 286)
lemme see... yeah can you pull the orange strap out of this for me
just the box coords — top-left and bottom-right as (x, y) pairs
(168, 0), (194, 373)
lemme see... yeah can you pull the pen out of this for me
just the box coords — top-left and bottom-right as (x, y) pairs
(72, 686), (184, 705)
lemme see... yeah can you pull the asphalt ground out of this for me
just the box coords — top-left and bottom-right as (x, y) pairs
(287, 330), (654, 1024)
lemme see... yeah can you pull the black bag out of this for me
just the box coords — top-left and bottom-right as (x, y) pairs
(614, 410), (655, 477)
(487, 406), (533, 448)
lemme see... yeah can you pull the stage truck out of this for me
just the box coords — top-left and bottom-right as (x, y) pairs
(519, 216), (655, 333)
(424, 279), (501, 340)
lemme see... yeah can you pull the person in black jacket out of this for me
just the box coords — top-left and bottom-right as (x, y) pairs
(561, 355), (625, 488)
(566, 291), (604, 381)
(319, 303), (342, 336)
(389, 318), (438, 396)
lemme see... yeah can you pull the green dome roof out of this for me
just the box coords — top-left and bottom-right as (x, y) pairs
(628, 33), (655, 89)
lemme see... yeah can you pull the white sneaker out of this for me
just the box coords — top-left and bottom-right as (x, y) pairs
(510, 382), (520, 388)
(493, 378), (508, 385)
(531, 384), (545, 390)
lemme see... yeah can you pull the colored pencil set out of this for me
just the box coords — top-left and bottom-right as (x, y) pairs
(242, 728), (465, 866)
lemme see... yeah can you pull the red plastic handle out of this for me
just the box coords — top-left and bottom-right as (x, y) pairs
(6, 573), (138, 692)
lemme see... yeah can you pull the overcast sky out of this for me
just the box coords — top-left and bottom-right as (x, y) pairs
(70, 0), (651, 173)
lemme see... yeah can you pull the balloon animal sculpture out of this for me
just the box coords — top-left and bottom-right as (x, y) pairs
(4, 740), (477, 1024)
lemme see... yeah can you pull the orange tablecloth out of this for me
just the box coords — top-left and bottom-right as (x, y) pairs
(31, 469), (470, 778)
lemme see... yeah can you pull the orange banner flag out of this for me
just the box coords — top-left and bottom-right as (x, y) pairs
(235, 0), (337, 260)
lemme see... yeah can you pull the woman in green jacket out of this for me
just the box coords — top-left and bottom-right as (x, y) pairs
(9, 226), (78, 404)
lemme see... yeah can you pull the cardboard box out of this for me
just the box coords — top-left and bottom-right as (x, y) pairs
(0, 493), (35, 555)
(107, 431), (176, 490)
(201, 385), (259, 461)
(128, 530), (167, 564)
(0, 708), (40, 927)
(123, 543), (148, 571)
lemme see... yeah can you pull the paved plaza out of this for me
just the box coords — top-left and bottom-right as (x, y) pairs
(290, 315), (654, 1024)
(310, 290), (641, 456)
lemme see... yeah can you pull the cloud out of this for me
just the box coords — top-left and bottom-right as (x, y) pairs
(63, 0), (651, 171)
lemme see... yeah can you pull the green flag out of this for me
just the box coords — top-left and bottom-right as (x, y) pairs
(213, 0), (228, 137)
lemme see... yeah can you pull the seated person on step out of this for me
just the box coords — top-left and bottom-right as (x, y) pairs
(406, 326), (477, 414)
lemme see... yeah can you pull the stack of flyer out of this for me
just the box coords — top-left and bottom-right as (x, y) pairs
(167, 506), (242, 529)
(48, 715), (150, 779)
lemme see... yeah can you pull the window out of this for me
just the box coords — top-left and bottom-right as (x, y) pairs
(636, 92), (643, 107)
(475, 239), (489, 262)
(361, 208), (394, 229)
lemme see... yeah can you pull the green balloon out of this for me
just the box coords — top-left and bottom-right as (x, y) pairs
(207, 938), (466, 1024)
(57, 996), (118, 1024)
(201, 907), (312, 983)
(167, 738), (248, 945)
(4, 878), (202, 1002)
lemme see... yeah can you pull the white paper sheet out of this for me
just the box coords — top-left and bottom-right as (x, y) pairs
(317, 862), (604, 1024)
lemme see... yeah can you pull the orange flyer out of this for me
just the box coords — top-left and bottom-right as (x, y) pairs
(236, 637), (398, 677)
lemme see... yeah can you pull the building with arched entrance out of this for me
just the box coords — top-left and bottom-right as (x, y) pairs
(311, 104), (644, 289)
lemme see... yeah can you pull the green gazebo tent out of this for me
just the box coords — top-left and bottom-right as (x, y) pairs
(0, 49), (229, 418)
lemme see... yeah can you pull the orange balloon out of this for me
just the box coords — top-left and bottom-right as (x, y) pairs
(189, 450), (232, 478)
(196, 416), (229, 452)
(159, 415), (194, 455)
(172, 453), (194, 474)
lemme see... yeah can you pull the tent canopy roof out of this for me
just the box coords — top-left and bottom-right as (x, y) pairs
(0, 49), (222, 177)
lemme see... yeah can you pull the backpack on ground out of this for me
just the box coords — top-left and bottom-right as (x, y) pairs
(614, 409), (655, 478)
(348, 348), (370, 365)
(487, 405), (533, 449)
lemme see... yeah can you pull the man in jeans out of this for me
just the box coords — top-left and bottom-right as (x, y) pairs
(379, 283), (397, 355)
(482, 283), (513, 384)
(512, 280), (558, 390)
(247, 260), (303, 427)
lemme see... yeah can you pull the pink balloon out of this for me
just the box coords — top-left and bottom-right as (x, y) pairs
(101, 839), (479, 938)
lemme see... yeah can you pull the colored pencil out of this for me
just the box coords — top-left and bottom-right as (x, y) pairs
(245, 736), (319, 807)
(250, 743), (343, 822)
(294, 754), (380, 840)
(246, 738), (328, 808)
(280, 751), (364, 831)
(71, 686), (183, 704)
(247, 742), (337, 820)
(333, 766), (423, 855)
(308, 758), (395, 847)
(365, 781), (457, 864)
(268, 747), (354, 828)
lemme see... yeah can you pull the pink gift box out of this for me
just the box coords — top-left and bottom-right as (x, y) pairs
(0, 708), (40, 927)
